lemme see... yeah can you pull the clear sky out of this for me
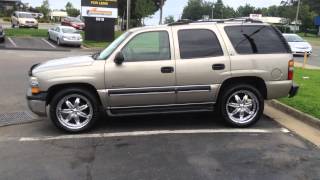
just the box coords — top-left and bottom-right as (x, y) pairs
(22, 0), (283, 24)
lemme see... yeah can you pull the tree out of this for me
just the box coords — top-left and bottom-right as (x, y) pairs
(118, 0), (166, 27)
(236, 4), (255, 17)
(36, 0), (50, 20)
(135, 0), (156, 25)
(181, 0), (208, 20)
(65, 2), (80, 17)
(164, 15), (175, 24)
(181, 0), (235, 20)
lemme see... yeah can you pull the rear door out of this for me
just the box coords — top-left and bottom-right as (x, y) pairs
(172, 25), (231, 104)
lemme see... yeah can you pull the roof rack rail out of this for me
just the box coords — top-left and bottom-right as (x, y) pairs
(168, 19), (193, 26)
(168, 18), (263, 26)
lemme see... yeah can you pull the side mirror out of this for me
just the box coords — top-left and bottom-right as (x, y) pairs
(114, 52), (125, 65)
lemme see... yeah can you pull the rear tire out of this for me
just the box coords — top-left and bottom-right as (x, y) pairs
(220, 84), (264, 127)
(49, 88), (100, 133)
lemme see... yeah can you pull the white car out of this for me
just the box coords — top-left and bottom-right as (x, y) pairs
(48, 26), (83, 47)
(283, 33), (312, 56)
(11, 11), (38, 29)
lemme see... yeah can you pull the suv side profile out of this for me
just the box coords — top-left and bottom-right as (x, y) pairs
(27, 20), (299, 132)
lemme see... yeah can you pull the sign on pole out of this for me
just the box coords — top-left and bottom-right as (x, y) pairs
(81, 0), (118, 41)
(81, 0), (118, 19)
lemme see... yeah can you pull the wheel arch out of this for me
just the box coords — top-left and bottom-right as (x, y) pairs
(46, 83), (102, 106)
(217, 76), (267, 101)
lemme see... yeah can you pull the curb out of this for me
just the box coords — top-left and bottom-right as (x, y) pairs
(266, 100), (320, 129)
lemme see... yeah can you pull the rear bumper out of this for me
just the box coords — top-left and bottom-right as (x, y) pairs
(289, 83), (299, 98)
(61, 39), (82, 45)
(266, 80), (299, 99)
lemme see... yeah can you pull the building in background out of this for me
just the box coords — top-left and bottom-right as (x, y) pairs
(50, 10), (68, 22)
(0, 0), (24, 11)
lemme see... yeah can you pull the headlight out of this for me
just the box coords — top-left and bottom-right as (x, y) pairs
(29, 77), (41, 94)
(29, 77), (39, 87)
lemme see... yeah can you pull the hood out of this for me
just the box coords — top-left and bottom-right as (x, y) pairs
(33, 55), (94, 74)
(288, 41), (312, 49)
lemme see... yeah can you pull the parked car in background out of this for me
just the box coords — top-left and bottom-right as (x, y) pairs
(11, 11), (38, 29)
(61, 17), (85, 30)
(48, 26), (82, 47)
(0, 24), (5, 43)
(283, 33), (312, 56)
(28, 20), (299, 132)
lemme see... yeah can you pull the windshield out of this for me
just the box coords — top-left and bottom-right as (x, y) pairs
(97, 32), (131, 60)
(62, 28), (79, 34)
(284, 34), (305, 42)
(69, 17), (82, 23)
(18, 13), (34, 18)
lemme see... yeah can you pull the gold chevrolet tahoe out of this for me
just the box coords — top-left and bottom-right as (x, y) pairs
(27, 19), (299, 132)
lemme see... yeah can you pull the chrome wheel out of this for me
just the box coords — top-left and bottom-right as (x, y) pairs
(226, 90), (259, 124)
(56, 94), (93, 130)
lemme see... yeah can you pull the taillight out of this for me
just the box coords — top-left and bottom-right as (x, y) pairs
(288, 60), (294, 80)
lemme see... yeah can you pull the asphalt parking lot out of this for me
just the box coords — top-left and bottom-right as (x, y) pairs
(294, 45), (320, 67)
(0, 36), (82, 51)
(0, 49), (319, 179)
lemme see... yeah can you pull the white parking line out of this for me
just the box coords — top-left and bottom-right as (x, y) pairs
(15, 128), (290, 142)
(7, 37), (17, 47)
(41, 38), (56, 48)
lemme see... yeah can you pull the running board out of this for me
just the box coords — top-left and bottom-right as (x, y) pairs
(107, 103), (215, 116)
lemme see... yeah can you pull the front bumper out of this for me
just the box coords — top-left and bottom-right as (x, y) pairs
(20, 23), (38, 28)
(26, 88), (47, 116)
(289, 83), (299, 98)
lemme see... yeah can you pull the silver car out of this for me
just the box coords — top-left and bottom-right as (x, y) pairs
(48, 26), (83, 47)
(27, 20), (299, 133)
(283, 33), (312, 56)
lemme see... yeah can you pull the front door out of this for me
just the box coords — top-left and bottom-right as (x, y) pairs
(105, 30), (176, 108)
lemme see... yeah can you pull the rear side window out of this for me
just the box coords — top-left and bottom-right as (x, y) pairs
(178, 29), (223, 59)
(225, 25), (290, 54)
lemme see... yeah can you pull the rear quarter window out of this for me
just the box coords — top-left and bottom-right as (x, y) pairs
(224, 25), (290, 54)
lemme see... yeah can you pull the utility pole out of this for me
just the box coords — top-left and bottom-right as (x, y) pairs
(294, 0), (301, 33)
(211, 0), (215, 19)
(126, 0), (131, 30)
(159, 0), (164, 25)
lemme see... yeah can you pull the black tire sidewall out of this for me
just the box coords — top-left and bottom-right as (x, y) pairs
(220, 84), (264, 127)
(49, 88), (100, 133)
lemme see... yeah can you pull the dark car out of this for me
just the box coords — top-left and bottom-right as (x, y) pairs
(0, 24), (5, 43)
(61, 17), (85, 30)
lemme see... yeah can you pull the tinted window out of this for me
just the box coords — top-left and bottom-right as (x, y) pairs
(225, 25), (290, 54)
(122, 31), (170, 62)
(178, 29), (223, 59)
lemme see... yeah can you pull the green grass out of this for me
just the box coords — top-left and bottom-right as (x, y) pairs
(83, 41), (110, 48)
(82, 31), (123, 48)
(297, 33), (320, 46)
(5, 28), (48, 37)
(279, 68), (320, 119)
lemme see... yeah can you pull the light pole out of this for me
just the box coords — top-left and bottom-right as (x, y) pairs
(159, 0), (164, 25)
(211, 0), (215, 19)
(126, 0), (131, 30)
(294, 0), (301, 33)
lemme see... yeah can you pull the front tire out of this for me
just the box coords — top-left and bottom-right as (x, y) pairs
(49, 88), (100, 133)
(57, 38), (61, 46)
(220, 84), (264, 127)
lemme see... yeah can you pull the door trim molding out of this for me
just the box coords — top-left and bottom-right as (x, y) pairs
(107, 85), (211, 96)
